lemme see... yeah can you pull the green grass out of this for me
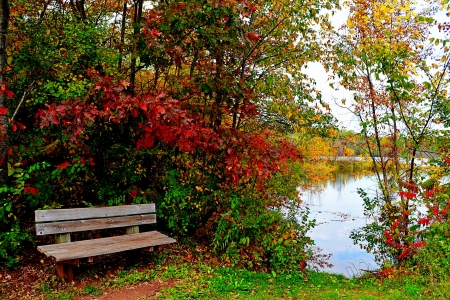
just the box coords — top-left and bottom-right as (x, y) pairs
(157, 266), (450, 300)
(36, 258), (450, 299)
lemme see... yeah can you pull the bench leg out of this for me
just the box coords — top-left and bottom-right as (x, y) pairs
(56, 263), (73, 282)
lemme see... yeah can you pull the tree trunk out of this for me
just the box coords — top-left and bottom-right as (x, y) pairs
(69, 0), (87, 22)
(0, 0), (9, 186)
(118, 0), (127, 72)
(130, 0), (143, 94)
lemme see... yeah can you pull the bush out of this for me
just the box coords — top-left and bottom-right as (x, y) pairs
(0, 222), (30, 268)
(414, 220), (450, 282)
(158, 157), (315, 272)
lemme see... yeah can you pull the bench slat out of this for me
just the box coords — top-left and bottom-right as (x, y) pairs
(35, 204), (155, 222)
(36, 214), (156, 235)
(37, 231), (176, 261)
(38, 231), (171, 252)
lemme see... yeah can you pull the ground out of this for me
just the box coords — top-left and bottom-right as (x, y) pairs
(75, 280), (180, 300)
(0, 244), (181, 299)
(2, 242), (450, 299)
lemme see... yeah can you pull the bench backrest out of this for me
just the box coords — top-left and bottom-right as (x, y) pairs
(35, 204), (156, 236)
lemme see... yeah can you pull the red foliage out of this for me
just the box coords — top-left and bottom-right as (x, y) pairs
(425, 188), (438, 199)
(36, 71), (301, 185)
(417, 218), (431, 226)
(0, 84), (14, 98)
(24, 186), (39, 195)
(0, 106), (7, 115)
(385, 239), (394, 246)
(384, 230), (393, 240)
(129, 190), (138, 199)
(432, 204), (439, 216)
(398, 191), (416, 199)
(391, 219), (399, 231)
(56, 161), (69, 170)
(247, 32), (261, 42)
(413, 241), (427, 248)
(398, 248), (410, 260)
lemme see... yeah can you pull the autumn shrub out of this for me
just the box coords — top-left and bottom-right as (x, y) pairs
(213, 194), (314, 271)
(414, 220), (450, 282)
(350, 174), (450, 276)
(155, 149), (314, 272)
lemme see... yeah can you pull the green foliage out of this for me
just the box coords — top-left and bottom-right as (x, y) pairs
(158, 157), (315, 272)
(350, 188), (393, 263)
(0, 222), (30, 268)
(0, 0), (339, 272)
(414, 220), (450, 282)
(213, 194), (314, 271)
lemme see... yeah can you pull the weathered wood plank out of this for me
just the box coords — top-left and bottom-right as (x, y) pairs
(37, 231), (176, 261)
(38, 231), (171, 252)
(35, 203), (155, 222)
(36, 214), (156, 235)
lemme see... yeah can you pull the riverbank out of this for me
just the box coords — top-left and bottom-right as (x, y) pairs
(2, 243), (449, 299)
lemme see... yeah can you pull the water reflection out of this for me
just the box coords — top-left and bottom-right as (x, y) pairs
(302, 170), (379, 276)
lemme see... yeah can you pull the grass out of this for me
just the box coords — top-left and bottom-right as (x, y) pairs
(37, 259), (450, 300)
(30, 245), (450, 300)
(157, 266), (450, 299)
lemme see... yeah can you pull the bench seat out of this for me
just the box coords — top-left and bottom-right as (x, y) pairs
(37, 231), (176, 262)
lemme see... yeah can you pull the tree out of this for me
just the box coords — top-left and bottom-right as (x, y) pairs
(325, 0), (450, 262)
(0, 0), (340, 270)
(0, 0), (9, 185)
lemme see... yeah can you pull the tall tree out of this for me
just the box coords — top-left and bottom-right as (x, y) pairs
(325, 0), (450, 262)
(0, 0), (9, 185)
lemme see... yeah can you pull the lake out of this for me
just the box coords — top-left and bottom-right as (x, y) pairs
(301, 171), (379, 277)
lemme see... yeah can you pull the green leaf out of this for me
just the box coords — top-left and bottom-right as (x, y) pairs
(410, 225), (420, 231)
(8, 164), (14, 176)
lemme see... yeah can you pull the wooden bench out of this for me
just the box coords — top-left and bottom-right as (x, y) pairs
(35, 203), (176, 282)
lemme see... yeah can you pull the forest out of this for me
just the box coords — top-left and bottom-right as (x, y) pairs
(1, 0), (450, 298)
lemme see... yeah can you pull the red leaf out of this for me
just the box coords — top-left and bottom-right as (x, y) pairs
(398, 248), (410, 260)
(384, 230), (393, 240)
(5, 89), (14, 98)
(24, 187), (39, 195)
(413, 241), (427, 248)
(0, 106), (7, 115)
(433, 205), (439, 216)
(391, 219), (399, 231)
(418, 218), (431, 226)
(248, 32), (261, 42)
(56, 161), (70, 170)
(385, 240), (395, 246)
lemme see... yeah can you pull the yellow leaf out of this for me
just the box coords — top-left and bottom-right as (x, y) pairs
(347, 18), (354, 29)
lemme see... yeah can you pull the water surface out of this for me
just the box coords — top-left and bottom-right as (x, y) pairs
(302, 171), (379, 276)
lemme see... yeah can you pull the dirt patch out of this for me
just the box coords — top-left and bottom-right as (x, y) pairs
(75, 279), (181, 300)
